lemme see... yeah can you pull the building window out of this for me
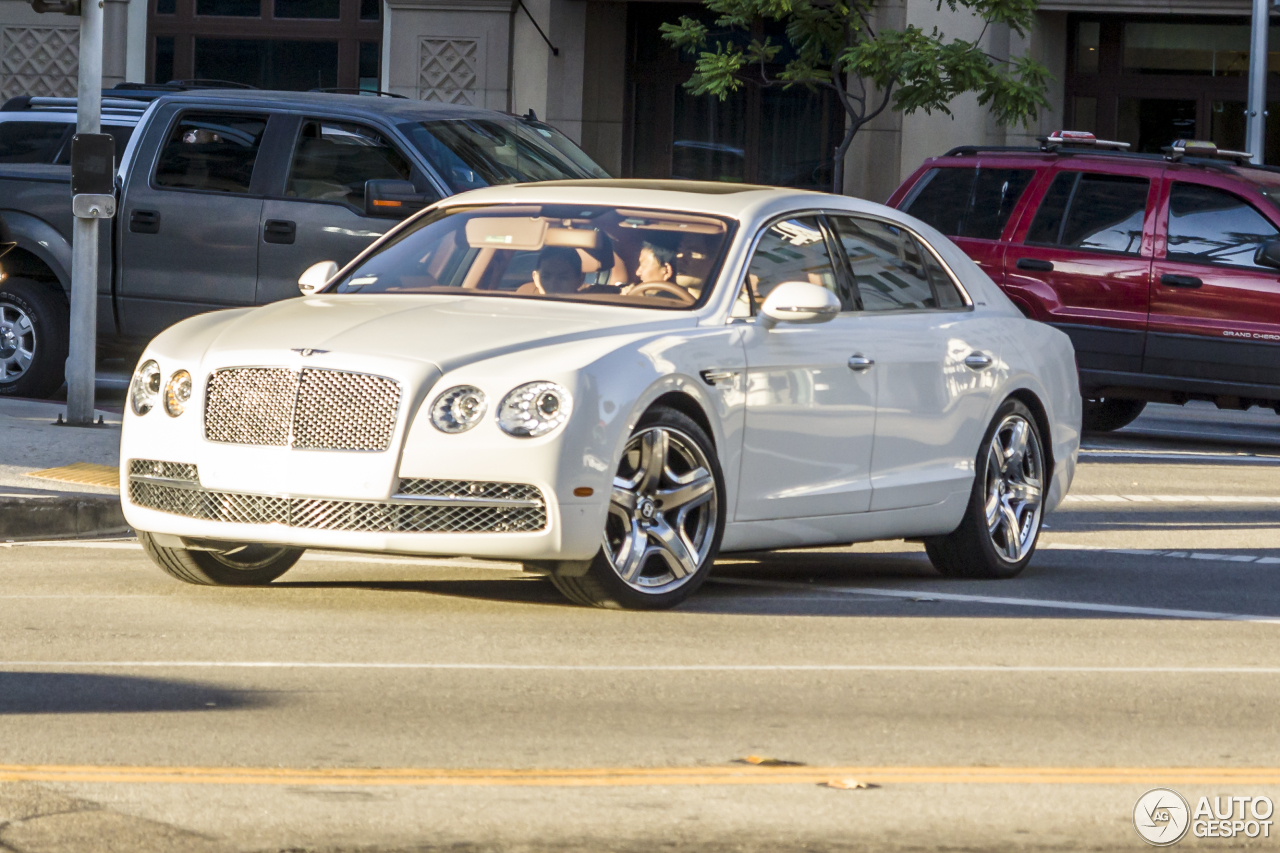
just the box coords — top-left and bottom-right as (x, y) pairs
(194, 38), (339, 89)
(1066, 14), (1280, 164)
(150, 0), (379, 90)
(625, 2), (843, 190)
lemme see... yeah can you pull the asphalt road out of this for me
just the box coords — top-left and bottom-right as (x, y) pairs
(2, 400), (1280, 852)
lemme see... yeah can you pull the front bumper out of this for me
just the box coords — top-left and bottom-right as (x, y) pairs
(121, 461), (604, 561)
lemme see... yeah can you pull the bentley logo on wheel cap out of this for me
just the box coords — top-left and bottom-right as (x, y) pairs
(291, 348), (329, 357)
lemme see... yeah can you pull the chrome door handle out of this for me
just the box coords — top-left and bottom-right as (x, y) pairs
(964, 352), (993, 370)
(847, 354), (874, 371)
(700, 369), (740, 385)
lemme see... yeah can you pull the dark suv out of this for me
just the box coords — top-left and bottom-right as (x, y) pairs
(888, 132), (1280, 431)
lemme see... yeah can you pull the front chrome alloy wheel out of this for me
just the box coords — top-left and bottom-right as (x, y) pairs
(605, 426), (719, 594)
(0, 302), (35, 383)
(983, 413), (1044, 563)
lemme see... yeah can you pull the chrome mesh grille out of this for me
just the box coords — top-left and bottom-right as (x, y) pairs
(127, 477), (547, 533)
(398, 479), (543, 503)
(128, 459), (198, 482)
(203, 368), (400, 451)
(204, 368), (295, 446)
(293, 369), (400, 451)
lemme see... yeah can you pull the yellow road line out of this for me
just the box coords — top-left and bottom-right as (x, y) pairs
(4, 765), (1280, 787)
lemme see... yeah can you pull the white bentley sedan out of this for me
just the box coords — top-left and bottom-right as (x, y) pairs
(120, 180), (1080, 609)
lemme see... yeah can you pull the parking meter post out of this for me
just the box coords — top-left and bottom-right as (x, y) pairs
(1246, 0), (1269, 165)
(65, 0), (103, 425)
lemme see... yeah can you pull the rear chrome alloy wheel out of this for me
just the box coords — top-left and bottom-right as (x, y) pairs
(984, 413), (1044, 563)
(604, 426), (719, 595)
(0, 302), (35, 383)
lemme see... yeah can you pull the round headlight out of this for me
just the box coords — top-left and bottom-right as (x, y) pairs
(129, 359), (161, 416)
(163, 370), (192, 417)
(430, 385), (487, 433)
(497, 381), (572, 437)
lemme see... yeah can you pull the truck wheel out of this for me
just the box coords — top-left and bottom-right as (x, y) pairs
(1082, 397), (1146, 432)
(138, 531), (303, 586)
(0, 277), (69, 399)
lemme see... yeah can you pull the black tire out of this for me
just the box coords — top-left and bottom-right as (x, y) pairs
(549, 406), (725, 609)
(138, 530), (303, 586)
(1081, 397), (1146, 432)
(0, 277), (69, 399)
(924, 399), (1047, 580)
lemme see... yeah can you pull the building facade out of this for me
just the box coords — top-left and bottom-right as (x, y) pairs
(0, 0), (1270, 201)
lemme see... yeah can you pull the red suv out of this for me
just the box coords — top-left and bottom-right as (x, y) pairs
(888, 133), (1280, 431)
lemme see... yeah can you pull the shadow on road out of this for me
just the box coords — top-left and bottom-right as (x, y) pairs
(0, 672), (270, 714)
(275, 576), (567, 606)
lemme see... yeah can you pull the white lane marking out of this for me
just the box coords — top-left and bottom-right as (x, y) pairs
(1063, 494), (1280, 504)
(1037, 544), (1280, 564)
(1079, 448), (1280, 463)
(0, 660), (1279, 674)
(709, 578), (1280, 623)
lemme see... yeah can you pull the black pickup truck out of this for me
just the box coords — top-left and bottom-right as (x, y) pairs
(0, 90), (606, 397)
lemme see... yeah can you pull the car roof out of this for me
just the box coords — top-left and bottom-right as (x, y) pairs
(149, 90), (517, 123)
(429, 179), (883, 221)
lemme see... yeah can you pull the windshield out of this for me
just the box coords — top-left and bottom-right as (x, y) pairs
(401, 119), (601, 193)
(333, 204), (733, 310)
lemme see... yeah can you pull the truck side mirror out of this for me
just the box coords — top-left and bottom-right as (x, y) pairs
(1255, 238), (1280, 270)
(365, 180), (429, 219)
(298, 260), (338, 295)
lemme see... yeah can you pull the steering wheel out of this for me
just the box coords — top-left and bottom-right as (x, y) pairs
(626, 282), (696, 305)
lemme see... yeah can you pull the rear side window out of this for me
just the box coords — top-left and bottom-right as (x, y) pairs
(1167, 183), (1279, 268)
(902, 166), (1033, 240)
(154, 111), (269, 194)
(1026, 171), (1149, 255)
(53, 124), (135, 166)
(286, 120), (414, 210)
(831, 215), (965, 311)
(0, 121), (69, 163)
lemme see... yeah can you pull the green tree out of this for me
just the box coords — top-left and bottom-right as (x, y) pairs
(661, 0), (1051, 193)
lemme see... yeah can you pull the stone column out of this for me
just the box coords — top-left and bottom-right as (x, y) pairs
(382, 0), (512, 109)
(511, 0), (585, 142)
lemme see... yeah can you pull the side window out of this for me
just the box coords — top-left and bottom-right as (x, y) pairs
(830, 215), (936, 311)
(902, 166), (1034, 240)
(154, 112), (269, 194)
(902, 168), (974, 237)
(745, 217), (839, 306)
(961, 168), (1034, 239)
(914, 236), (966, 309)
(286, 120), (414, 210)
(0, 121), (70, 163)
(1026, 171), (1149, 255)
(1166, 183), (1279, 268)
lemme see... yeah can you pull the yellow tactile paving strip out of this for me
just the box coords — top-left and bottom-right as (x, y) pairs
(24, 462), (119, 490)
(1, 765), (1278, 787)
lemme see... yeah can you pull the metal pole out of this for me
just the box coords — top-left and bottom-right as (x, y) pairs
(66, 0), (102, 424)
(1246, 0), (1269, 165)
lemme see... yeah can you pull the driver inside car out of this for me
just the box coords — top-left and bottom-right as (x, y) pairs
(633, 240), (677, 287)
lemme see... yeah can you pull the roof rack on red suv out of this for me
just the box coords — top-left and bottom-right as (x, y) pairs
(1037, 130), (1130, 152)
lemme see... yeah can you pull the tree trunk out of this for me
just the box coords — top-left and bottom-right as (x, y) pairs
(832, 120), (857, 195)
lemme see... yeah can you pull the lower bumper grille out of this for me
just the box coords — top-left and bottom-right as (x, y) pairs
(127, 460), (547, 534)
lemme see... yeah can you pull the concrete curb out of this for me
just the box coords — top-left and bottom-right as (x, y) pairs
(0, 493), (129, 541)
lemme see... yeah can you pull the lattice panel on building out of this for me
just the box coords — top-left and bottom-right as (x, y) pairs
(418, 37), (477, 105)
(0, 26), (78, 100)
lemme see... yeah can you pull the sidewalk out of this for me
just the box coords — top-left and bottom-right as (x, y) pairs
(0, 397), (128, 540)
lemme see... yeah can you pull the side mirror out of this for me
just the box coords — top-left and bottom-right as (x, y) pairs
(298, 260), (339, 296)
(1256, 238), (1280, 270)
(759, 281), (841, 328)
(365, 179), (428, 219)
